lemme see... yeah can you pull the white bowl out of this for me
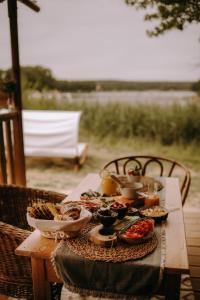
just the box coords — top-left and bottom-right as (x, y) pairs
(120, 182), (143, 199)
(26, 206), (92, 239)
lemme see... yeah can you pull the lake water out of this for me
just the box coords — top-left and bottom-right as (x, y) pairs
(31, 90), (198, 106)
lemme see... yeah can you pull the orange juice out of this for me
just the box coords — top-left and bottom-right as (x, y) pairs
(101, 174), (118, 196)
(144, 194), (160, 206)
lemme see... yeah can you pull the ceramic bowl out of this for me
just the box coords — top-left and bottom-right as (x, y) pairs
(110, 202), (128, 219)
(139, 205), (168, 223)
(26, 206), (92, 238)
(120, 182), (143, 199)
(97, 209), (118, 227)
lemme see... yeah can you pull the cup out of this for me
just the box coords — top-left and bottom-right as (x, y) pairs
(144, 182), (160, 206)
(120, 182), (143, 199)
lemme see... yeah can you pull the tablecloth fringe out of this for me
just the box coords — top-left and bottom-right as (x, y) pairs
(157, 222), (166, 289)
(64, 282), (150, 300)
(51, 239), (66, 280)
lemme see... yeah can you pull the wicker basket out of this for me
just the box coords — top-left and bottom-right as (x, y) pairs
(0, 184), (66, 300)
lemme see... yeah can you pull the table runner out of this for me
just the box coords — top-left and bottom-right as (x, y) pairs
(51, 178), (166, 298)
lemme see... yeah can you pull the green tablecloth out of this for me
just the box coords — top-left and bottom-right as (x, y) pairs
(52, 226), (164, 298)
(52, 178), (166, 298)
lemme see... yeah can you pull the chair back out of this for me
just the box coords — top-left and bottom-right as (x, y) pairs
(103, 155), (191, 205)
(0, 184), (66, 229)
(0, 185), (66, 299)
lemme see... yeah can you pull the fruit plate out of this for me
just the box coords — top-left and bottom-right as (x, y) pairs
(26, 207), (92, 238)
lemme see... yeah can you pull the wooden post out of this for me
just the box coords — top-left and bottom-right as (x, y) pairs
(0, 122), (7, 183)
(7, 0), (26, 185)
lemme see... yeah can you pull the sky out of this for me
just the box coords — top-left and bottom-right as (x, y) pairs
(0, 0), (200, 81)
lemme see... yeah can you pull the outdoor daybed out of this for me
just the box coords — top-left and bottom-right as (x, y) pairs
(22, 110), (88, 169)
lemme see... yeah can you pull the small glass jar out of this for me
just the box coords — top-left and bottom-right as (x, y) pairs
(100, 170), (118, 196)
(144, 182), (160, 206)
(144, 194), (160, 206)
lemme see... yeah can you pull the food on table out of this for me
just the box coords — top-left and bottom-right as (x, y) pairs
(140, 206), (167, 217)
(127, 207), (138, 216)
(27, 202), (59, 220)
(27, 202), (81, 221)
(81, 201), (100, 212)
(113, 195), (134, 207)
(80, 189), (101, 200)
(110, 202), (124, 209)
(113, 216), (140, 233)
(110, 201), (128, 219)
(64, 198), (102, 213)
(45, 202), (60, 217)
(58, 203), (81, 220)
(124, 218), (154, 239)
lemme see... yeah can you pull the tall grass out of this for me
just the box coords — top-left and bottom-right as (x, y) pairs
(23, 96), (200, 145)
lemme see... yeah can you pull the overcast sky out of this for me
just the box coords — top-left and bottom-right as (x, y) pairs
(0, 0), (200, 81)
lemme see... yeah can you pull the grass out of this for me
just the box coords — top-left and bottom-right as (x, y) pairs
(23, 97), (200, 145)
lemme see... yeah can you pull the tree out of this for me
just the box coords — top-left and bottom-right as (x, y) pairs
(192, 80), (200, 94)
(125, 0), (200, 36)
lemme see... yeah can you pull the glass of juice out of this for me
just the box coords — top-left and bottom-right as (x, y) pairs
(100, 170), (118, 196)
(144, 182), (160, 206)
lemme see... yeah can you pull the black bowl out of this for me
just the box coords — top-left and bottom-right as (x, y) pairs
(97, 209), (118, 227)
(139, 205), (168, 223)
(110, 205), (128, 220)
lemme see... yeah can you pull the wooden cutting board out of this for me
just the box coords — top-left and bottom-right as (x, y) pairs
(88, 224), (117, 248)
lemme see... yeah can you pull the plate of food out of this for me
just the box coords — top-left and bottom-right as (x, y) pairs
(120, 217), (155, 245)
(80, 189), (101, 200)
(110, 201), (128, 219)
(139, 205), (168, 223)
(27, 202), (92, 238)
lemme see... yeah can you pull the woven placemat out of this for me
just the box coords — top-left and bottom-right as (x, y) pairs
(65, 223), (158, 263)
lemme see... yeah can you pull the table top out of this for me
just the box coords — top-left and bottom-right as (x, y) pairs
(15, 173), (189, 274)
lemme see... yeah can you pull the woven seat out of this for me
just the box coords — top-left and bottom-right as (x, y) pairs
(102, 155), (191, 205)
(0, 184), (66, 300)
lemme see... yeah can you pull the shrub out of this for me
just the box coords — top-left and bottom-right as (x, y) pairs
(23, 96), (200, 145)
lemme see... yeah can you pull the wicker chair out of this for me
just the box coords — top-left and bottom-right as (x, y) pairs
(102, 155), (191, 205)
(0, 184), (66, 300)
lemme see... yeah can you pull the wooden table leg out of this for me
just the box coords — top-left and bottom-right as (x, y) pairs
(164, 273), (181, 300)
(31, 257), (51, 300)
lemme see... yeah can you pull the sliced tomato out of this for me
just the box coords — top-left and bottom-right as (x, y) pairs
(124, 232), (143, 239)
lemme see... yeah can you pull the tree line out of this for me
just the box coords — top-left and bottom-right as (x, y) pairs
(0, 66), (199, 93)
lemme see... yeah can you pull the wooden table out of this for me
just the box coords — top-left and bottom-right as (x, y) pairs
(15, 173), (189, 300)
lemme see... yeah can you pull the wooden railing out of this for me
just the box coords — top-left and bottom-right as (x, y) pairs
(0, 108), (26, 185)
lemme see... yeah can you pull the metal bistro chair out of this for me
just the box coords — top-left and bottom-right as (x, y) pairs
(0, 184), (66, 300)
(102, 155), (191, 205)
